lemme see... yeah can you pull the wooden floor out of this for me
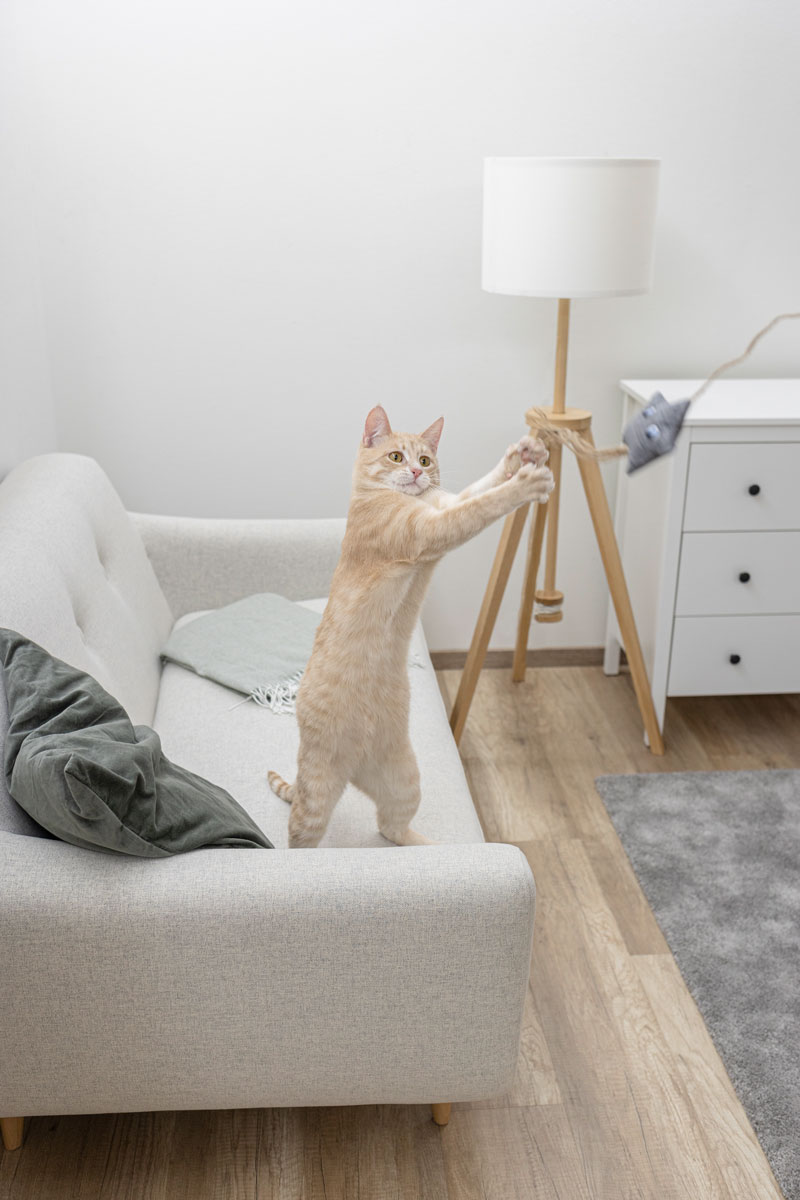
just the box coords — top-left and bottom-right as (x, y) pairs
(3, 667), (799, 1200)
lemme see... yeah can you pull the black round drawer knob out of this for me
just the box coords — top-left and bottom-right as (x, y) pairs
(748, 484), (761, 496)
(738, 571), (751, 583)
(729, 653), (741, 665)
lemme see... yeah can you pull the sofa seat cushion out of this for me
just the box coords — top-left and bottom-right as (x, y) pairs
(153, 602), (484, 849)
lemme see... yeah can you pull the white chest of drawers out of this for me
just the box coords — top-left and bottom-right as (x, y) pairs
(605, 379), (800, 735)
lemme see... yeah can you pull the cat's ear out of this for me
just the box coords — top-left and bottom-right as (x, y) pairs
(363, 405), (392, 447)
(420, 417), (444, 453)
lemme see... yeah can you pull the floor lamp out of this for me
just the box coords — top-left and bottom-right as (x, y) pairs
(449, 157), (666, 755)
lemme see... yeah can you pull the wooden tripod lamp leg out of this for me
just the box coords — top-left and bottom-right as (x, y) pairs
(512, 500), (548, 681)
(449, 505), (529, 745)
(575, 432), (665, 755)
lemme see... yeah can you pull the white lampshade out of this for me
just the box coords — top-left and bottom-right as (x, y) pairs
(482, 157), (660, 299)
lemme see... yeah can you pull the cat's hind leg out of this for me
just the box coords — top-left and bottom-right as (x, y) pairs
(352, 738), (435, 846)
(270, 754), (349, 849)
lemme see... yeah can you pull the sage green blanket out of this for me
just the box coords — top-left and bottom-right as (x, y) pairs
(161, 593), (322, 712)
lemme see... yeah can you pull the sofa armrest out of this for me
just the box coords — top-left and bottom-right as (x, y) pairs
(130, 512), (346, 617)
(0, 834), (534, 1116)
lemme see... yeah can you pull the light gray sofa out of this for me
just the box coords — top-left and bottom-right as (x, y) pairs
(0, 453), (536, 1151)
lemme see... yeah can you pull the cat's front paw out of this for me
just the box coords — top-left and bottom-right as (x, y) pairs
(511, 462), (555, 503)
(518, 435), (549, 467)
(503, 436), (549, 479)
(502, 442), (522, 479)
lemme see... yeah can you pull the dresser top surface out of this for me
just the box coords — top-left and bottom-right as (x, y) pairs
(620, 379), (800, 425)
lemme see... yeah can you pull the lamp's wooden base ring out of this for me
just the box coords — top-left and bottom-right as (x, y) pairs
(525, 406), (593, 434)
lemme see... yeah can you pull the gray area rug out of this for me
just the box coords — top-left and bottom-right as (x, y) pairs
(595, 770), (800, 1200)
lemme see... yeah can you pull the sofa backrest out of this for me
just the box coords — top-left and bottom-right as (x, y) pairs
(0, 454), (174, 835)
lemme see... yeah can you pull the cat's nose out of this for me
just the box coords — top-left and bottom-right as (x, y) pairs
(411, 467), (422, 479)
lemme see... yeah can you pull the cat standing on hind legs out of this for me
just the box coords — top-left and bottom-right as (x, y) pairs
(268, 405), (554, 848)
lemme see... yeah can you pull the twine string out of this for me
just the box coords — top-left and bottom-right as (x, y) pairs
(689, 311), (800, 404)
(526, 311), (800, 461)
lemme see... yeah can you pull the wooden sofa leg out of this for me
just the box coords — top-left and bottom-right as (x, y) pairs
(431, 1103), (451, 1126)
(1, 1117), (24, 1151)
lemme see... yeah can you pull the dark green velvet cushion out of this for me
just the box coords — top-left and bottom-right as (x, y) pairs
(0, 629), (273, 855)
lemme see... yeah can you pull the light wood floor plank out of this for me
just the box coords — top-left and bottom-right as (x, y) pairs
(92, 1111), (174, 1200)
(254, 1108), (307, 1200)
(577, 663), (714, 773)
(441, 1106), (591, 1200)
(0, 1114), (119, 1200)
(670, 693), (800, 771)
(582, 833), (670, 957)
(439, 668), (582, 842)
(635, 955), (785, 1200)
(160, 1109), (258, 1200)
(256, 1105), (449, 1200)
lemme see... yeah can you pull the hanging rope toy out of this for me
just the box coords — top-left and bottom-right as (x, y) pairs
(526, 311), (800, 474)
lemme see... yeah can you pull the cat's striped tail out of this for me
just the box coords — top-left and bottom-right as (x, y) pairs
(267, 770), (294, 803)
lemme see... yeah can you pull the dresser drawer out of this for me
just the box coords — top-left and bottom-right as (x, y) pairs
(683, 442), (800, 531)
(668, 615), (800, 696)
(675, 531), (800, 615)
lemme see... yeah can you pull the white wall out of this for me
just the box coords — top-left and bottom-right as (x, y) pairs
(13, 0), (800, 648)
(0, 3), (56, 477)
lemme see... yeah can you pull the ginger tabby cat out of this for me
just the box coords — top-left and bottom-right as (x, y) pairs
(268, 406), (553, 847)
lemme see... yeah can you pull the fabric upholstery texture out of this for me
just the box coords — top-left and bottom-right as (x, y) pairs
(132, 511), (347, 616)
(1, 630), (272, 854)
(1, 832), (534, 1114)
(0, 455), (173, 835)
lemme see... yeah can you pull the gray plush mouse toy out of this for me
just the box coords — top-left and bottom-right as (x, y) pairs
(621, 393), (690, 473)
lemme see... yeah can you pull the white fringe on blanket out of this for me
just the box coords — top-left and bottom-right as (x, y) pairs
(249, 670), (305, 714)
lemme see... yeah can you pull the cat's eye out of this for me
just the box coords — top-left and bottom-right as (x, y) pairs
(419, 456), (431, 467)
(388, 451), (404, 463)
